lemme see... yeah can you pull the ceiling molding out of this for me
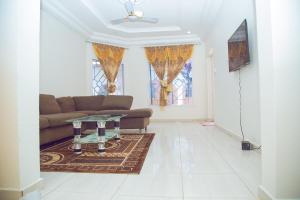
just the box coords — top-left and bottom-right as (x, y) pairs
(89, 33), (201, 47)
(88, 33), (130, 47)
(131, 37), (202, 47)
(42, 0), (92, 37)
(106, 25), (181, 34)
(41, 0), (202, 47)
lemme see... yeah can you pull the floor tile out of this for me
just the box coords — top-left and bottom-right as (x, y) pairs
(185, 198), (255, 200)
(49, 173), (127, 199)
(181, 157), (233, 174)
(205, 126), (261, 195)
(40, 122), (260, 200)
(183, 173), (254, 199)
(117, 173), (182, 198)
(40, 172), (74, 196)
(43, 191), (107, 200)
(114, 195), (182, 200)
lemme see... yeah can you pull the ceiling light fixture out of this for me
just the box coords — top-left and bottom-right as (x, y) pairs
(134, 10), (143, 17)
(187, 30), (191, 34)
(112, 0), (158, 24)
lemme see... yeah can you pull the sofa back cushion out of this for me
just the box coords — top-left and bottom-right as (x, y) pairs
(40, 94), (61, 114)
(56, 96), (76, 113)
(73, 96), (105, 111)
(101, 95), (133, 110)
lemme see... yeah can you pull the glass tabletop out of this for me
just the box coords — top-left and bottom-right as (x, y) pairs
(66, 114), (127, 123)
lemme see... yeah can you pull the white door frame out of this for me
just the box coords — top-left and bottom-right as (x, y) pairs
(206, 48), (215, 121)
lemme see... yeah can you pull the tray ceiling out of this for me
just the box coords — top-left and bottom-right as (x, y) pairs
(42, 0), (223, 46)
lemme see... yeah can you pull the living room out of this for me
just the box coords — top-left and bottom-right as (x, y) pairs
(1, 0), (299, 200)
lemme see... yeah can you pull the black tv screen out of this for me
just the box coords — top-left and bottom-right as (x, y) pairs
(228, 19), (250, 72)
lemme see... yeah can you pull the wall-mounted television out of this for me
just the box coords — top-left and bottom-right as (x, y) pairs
(228, 19), (250, 72)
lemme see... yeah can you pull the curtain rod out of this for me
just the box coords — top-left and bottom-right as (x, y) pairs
(140, 42), (201, 48)
(86, 40), (201, 48)
(85, 40), (129, 49)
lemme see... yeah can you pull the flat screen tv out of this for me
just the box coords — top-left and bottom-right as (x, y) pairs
(228, 19), (250, 72)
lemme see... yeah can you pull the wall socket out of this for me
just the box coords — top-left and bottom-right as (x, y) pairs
(241, 141), (253, 150)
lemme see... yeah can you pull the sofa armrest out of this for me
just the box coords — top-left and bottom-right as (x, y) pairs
(129, 108), (153, 118)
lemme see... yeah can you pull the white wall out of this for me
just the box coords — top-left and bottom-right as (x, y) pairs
(0, 1), (21, 194)
(256, 0), (300, 199)
(41, 8), (208, 120)
(40, 11), (87, 97)
(272, 0), (300, 195)
(87, 44), (208, 120)
(0, 0), (41, 199)
(205, 0), (261, 144)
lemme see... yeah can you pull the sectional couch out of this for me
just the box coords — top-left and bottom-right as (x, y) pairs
(39, 94), (153, 145)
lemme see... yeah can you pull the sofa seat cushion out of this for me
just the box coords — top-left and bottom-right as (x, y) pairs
(74, 110), (101, 115)
(40, 94), (62, 114)
(97, 108), (153, 118)
(40, 117), (50, 129)
(73, 96), (105, 111)
(56, 96), (76, 113)
(43, 112), (87, 127)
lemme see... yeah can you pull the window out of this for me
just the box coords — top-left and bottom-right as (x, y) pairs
(150, 61), (192, 105)
(92, 59), (124, 95)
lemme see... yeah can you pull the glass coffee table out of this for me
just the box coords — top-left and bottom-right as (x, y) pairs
(66, 114), (126, 154)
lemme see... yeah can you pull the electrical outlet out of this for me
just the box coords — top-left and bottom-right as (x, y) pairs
(241, 141), (253, 150)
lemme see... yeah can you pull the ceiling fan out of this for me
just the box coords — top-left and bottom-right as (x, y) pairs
(111, 0), (158, 25)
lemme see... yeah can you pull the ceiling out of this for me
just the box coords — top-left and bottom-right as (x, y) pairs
(42, 0), (224, 46)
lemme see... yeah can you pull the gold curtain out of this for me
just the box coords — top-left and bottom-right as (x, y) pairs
(167, 44), (194, 86)
(145, 46), (169, 106)
(92, 43), (125, 93)
(145, 44), (194, 107)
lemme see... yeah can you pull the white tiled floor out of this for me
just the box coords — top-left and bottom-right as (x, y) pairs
(40, 122), (261, 200)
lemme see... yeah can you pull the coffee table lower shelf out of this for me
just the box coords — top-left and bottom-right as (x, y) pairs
(66, 114), (126, 154)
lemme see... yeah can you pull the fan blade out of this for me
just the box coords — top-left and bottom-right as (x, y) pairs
(127, 17), (139, 22)
(140, 17), (158, 23)
(110, 18), (128, 25)
(124, 1), (134, 14)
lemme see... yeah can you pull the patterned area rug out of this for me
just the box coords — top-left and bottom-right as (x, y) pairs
(40, 133), (154, 174)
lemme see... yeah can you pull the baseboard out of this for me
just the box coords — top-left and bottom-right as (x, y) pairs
(150, 118), (207, 123)
(215, 123), (261, 149)
(0, 178), (43, 200)
(258, 186), (274, 200)
(0, 189), (22, 200)
(258, 185), (300, 200)
(22, 178), (43, 196)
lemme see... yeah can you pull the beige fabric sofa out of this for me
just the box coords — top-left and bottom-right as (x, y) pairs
(39, 94), (152, 145)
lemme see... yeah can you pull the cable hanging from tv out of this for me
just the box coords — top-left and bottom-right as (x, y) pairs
(238, 69), (245, 141)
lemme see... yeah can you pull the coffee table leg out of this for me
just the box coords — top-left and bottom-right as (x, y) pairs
(114, 119), (121, 141)
(73, 120), (82, 154)
(97, 121), (106, 153)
